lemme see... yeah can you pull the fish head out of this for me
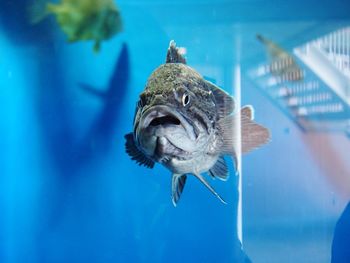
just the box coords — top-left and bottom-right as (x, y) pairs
(133, 63), (217, 163)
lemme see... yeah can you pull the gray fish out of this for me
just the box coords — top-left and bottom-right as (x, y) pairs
(125, 41), (270, 206)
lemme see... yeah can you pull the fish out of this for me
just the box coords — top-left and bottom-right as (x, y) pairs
(30, 0), (122, 52)
(257, 34), (304, 82)
(125, 41), (270, 206)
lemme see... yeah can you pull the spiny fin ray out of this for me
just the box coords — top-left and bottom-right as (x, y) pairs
(166, 40), (187, 64)
(194, 173), (227, 204)
(124, 133), (155, 168)
(172, 174), (187, 206)
(209, 156), (229, 181)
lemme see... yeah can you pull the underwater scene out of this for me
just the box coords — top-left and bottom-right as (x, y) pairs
(1, 0), (350, 262)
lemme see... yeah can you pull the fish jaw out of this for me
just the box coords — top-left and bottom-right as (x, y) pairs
(136, 105), (197, 159)
(168, 153), (219, 175)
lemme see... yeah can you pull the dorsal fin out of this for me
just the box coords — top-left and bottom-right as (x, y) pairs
(206, 81), (235, 118)
(124, 133), (155, 168)
(166, 40), (187, 64)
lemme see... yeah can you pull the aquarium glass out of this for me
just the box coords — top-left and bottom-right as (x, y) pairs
(0, 1), (349, 263)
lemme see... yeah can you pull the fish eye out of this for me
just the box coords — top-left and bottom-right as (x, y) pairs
(182, 93), (190, 106)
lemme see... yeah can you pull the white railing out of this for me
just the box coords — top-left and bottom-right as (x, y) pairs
(311, 27), (350, 79)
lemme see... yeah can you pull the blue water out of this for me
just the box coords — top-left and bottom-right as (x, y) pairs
(1, 1), (350, 263)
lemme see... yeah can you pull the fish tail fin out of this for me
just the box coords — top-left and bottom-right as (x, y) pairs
(217, 105), (270, 156)
(28, 0), (51, 24)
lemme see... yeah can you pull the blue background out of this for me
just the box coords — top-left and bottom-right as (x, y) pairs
(1, 0), (350, 262)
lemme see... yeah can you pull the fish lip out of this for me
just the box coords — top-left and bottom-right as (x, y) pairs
(139, 105), (196, 141)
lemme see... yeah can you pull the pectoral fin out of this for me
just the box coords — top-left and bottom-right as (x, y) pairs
(217, 106), (270, 155)
(172, 174), (187, 206)
(206, 81), (235, 118)
(208, 156), (229, 181)
(241, 114), (270, 154)
(124, 133), (155, 168)
(194, 173), (226, 204)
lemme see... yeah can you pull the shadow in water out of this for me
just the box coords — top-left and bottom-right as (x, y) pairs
(332, 201), (350, 263)
(78, 43), (130, 158)
(33, 37), (129, 263)
(1, 3), (247, 260)
(36, 44), (129, 176)
(35, 44), (130, 229)
(1, 2), (130, 259)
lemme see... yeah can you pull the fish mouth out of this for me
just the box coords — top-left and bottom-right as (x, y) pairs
(149, 115), (181, 127)
(136, 105), (197, 158)
(140, 105), (196, 141)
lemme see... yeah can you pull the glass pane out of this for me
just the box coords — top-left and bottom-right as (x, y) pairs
(0, 1), (349, 263)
